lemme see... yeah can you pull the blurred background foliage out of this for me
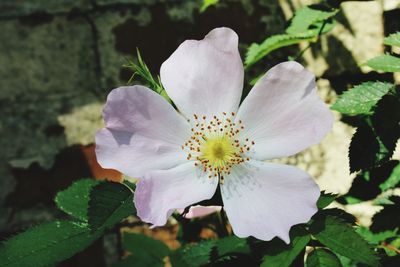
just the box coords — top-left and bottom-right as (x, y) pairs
(0, 0), (399, 266)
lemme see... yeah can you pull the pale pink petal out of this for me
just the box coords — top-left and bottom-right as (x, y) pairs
(134, 162), (218, 226)
(95, 86), (191, 177)
(95, 129), (187, 178)
(235, 61), (333, 160)
(160, 27), (244, 119)
(178, 205), (222, 219)
(102, 85), (191, 145)
(221, 160), (320, 243)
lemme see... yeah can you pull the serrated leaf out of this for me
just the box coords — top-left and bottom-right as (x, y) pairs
(245, 21), (334, 67)
(55, 178), (100, 222)
(370, 196), (400, 233)
(170, 239), (215, 267)
(384, 32), (400, 47)
(170, 235), (249, 267)
(88, 181), (135, 230)
(310, 215), (380, 266)
(306, 248), (342, 267)
(286, 5), (338, 34)
(260, 226), (310, 267)
(366, 54), (400, 72)
(380, 162), (400, 191)
(317, 191), (337, 209)
(331, 82), (394, 115)
(345, 161), (398, 201)
(349, 122), (393, 173)
(122, 233), (170, 261)
(0, 221), (102, 267)
(356, 226), (398, 245)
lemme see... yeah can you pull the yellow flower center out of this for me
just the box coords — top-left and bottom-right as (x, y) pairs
(200, 135), (238, 168)
(181, 112), (255, 184)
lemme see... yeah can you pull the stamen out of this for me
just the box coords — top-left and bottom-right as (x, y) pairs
(181, 112), (255, 184)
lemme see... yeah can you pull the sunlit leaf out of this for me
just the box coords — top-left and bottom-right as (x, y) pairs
(356, 226), (398, 245)
(310, 215), (380, 266)
(286, 5), (339, 35)
(0, 221), (101, 267)
(55, 178), (100, 222)
(331, 82), (394, 116)
(200, 0), (219, 13)
(380, 162), (400, 191)
(384, 32), (400, 48)
(366, 54), (400, 72)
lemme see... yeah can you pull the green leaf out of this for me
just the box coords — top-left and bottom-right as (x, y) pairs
(0, 221), (102, 267)
(113, 255), (164, 267)
(379, 162), (400, 191)
(170, 239), (215, 267)
(260, 226), (310, 267)
(88, 181), (135, 230)
(349, 122), (394, 173)
(170, 236), (249, 267)
(384, 32), (400, 47)
(124, 49), (171, 103)
(366, 54), (400, 72)
(199, 0), (219, 13)
(122, 233), (170, 261)
(286, 5), (339, 34)
(331, 82), (394, 116)
(356, 226), (398, 245)
(245, 31), (317, 67)
(55, 178), (100, 222)
(317, 191), (337, 209)
(306, 248), (342, 267)
(310, 215), (380, 266)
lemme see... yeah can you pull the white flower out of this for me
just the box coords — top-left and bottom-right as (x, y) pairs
(95, 27), (333, 243)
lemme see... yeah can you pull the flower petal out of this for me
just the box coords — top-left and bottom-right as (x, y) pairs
(102, 85), (191, 145)
(178, 205), (222, 219)
(95, 86), (191, 177)
(235, 61), (333, 160)
(221, 160), (320, 243)
(95, 129), (188, 178)
(135, 162), (218, 226)
(160, 27), (244, 118)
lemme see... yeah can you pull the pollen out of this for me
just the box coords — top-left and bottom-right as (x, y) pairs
(181, 112), (254, 183)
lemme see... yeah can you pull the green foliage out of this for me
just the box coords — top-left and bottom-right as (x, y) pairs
(124, 49), (171, 103)
(170, 235), (250, 267)
(310, 215), (380, 266)
(366, 54), (400, 72)
(379, 162), (400, 191)
(331, 82), (394, 116)
(88, 181), (135, 230)
(114, 233), (170, 267)
(245, 4), (338, 67)
(260, 226), (310, 267)
(317, 191), (337, 209)
(306, 248), (342, 267)
(200, 0), (219, 13)
(356, 227), (398, 245)
(55, 178), (100, 222)
(384, 32), (400, 47)
(0, 221), (102, 267)
(286, 5), (339, 35)
(349, 94), (400, 174)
